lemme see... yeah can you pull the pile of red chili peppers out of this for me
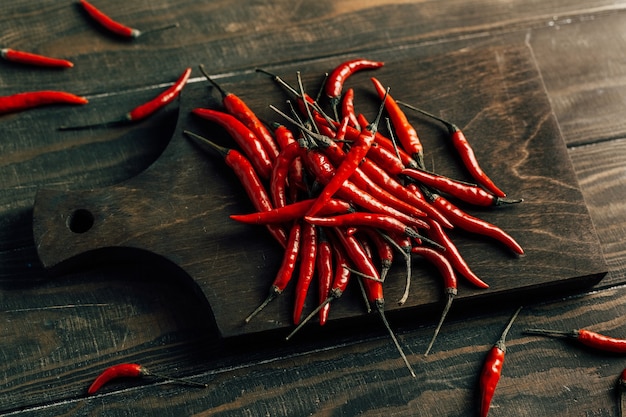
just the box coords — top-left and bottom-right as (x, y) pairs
(183, 58), (525, 375)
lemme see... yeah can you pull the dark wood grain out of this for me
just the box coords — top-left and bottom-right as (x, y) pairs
(2, 1), (626, 416)
(31, 34), (606, 340)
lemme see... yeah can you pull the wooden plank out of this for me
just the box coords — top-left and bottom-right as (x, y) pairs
(31, 34), (606, 340)
(8, 287), (626, 417)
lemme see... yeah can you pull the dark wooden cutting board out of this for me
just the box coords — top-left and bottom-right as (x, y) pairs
(32, 36), (607, 339)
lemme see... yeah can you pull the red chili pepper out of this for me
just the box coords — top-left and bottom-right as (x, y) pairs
(293, 222), (318, 325)
(192, 108), (273, 180)
(370, 77), (424, 168)
(397, 101), (507, 198)
(341, 87), (361, 130)
(272, 122), (307, 199)
(305, 213), (424, 240)
(361, 229), (394, 282)
(129, 67), (191, 121)
(401, 168), (522, 207)
(324, 58), (384, 110)
(525, 327), (626, 353)
(305, 90), (388, 217)
(79, 0), (178, 39)
(479, 307), (522, 417)
(429, 192), (524, 255)
(245, 221), (302, 323)
(271, 141), (305, 208)
(315, 229), (334, 326)
(199, 65), (280, 162)
(0, 90), (87, 115)
(425, 218), (489, 289)
(87, 363), (206, 394)
(230, 198), (352, 225)
(1, 48), (73, 68)
(303, 150), (428, 230)
(357, 113), (420, 170)
(411, 246), (458, 356)
(184, 130), (287, 248)
(59, 68), (191, 130)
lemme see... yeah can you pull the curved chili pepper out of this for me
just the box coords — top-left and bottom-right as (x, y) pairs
(341, 87), (361, 130)
(361, 229), (394, 282)
(271, 141), (305, 208)
(0, 90), (87, 114)
(245, 221), (302, 323)
(371, 77), (424, 168)
(1, 48), (73, 68)
(272, 122), (307, 198)
(87, 363), (206, 394)
(184, 130), (287, 248)
(425, 218), (489, 289)
(79, 0), (178, 39)
(293, 222), (318, 325)
(429, 192), (524, 255)
(199, 64), (280, 162)
(230, 198), (352, 225)
(305, 213), (424, 240)
(411, 246), (458, 356)
(304, 150), (428, 230)
(357, 113), (420, 170)
(401, 167), (522, 207)
(305, 89), (388, 217)
(524, 328), (626, 353)
(192, 108), (273, 180)
(397, 101), (507, 198)
(59, 68), (191, 130)
(325, 58), (384, 111)
(479, 307), (522, 417)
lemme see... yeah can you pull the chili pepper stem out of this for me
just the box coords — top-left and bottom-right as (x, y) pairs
(134, 22), (180, 38)
(244, 287), (281, 323)
(523, 328), (578, 339)
(375, 301), (416, 378)
(495, 306), (523, 350)
(423, 290), (456, 356)
(285, 292), (339, 341)
(140, 368), (208, 388)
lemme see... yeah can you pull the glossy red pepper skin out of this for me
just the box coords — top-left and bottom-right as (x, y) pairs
(230, 198), (352, 225)
(128, 67), (191, 121)
(293, 222), (318, 324)
(305, 213), (423, 240)
(201, 66), (280, 162)
(430, 193), (524, 255)
(271, 141), (304, 208)
(88, 363), (143, 394)
(316, 230), (334, 326)
(0, 91), (88, 114)
(401, 168), (519, 207)
(341, 87), (361, 130)
(525, 328), (626, 353)
(371, 77), (424, 167)
(193, 108), (273, 180)
(325, 58), (384, 105)
(425, 218), (489, 289)
(79, 0), (140, 38)
(479, 307), (522, 417)
(1, 48), (73, 68)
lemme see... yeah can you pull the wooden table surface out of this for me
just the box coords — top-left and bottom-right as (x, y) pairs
(2, 1), (626, 416)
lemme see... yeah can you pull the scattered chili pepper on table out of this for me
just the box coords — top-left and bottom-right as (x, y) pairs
(79, 0), (179, 39)
(525, 327), (626, 353)
(479, 306), (522, 417)
(324, 58), (384, 118)
(59, 67), (192, 130)
(0, 91), (88, 115)
(1, 48), (74, 68)
(87, 363), (207, 395)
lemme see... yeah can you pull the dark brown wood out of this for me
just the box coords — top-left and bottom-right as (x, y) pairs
(2, 1), (626, 416)
(32, 35), (606, 340)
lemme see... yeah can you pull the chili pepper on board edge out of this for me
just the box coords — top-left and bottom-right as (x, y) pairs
(1, 48), (73, 68)
(397, 100), (507, 198)
(0, 91), (87, 115)
(525, 327), (626, 353)
(479, 306), (522, 417)
(79, 0), (179, 39)
(59, 67), (191, 130)
(87, 363), (207, 394)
